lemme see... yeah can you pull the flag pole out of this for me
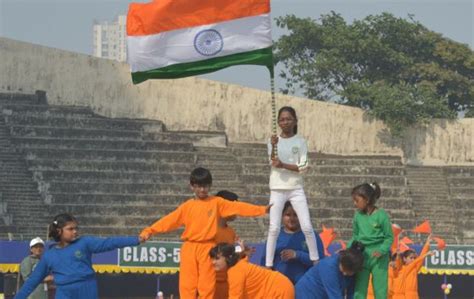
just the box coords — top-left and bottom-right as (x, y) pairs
(270, 67), (278, 158)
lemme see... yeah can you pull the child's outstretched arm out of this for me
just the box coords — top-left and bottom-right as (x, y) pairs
(408, 235), (433, 273)
(420, 234), (432, 256)
(15, 258), (49, 299)
(405, 251), (434, 275)
(85, 236), (141, 254)
(218, 198), (269, 218)
(140, 204), (185, 240)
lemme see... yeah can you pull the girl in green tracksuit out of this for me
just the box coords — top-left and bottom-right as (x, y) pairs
(350, 182), (394, 299)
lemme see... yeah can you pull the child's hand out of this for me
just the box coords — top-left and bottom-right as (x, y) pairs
(236, 239), (246, 251)
(372, 251), (382, 258)
(280, 249), (296, 261)
(271, 135), (279, 145)
(271, 158), (283, 168)
(139, 232), (151, 243)
(426, 234), (433, 243)
(245, 246), (257, 258)
(265, 204), (273, 214)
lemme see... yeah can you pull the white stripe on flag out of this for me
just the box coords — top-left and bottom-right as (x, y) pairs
(127, 14), (271, 72)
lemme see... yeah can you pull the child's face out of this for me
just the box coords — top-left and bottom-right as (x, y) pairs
(403, 253), (417, 265)
(30, 244), (44, 257)
(278, 111), (297, 134)
(212, 254), (228, 271)
(191, 184), (210, 199)
(352, 195), (369, 211)
(282, 206), (300, 232)
(60, 221), (79, 243)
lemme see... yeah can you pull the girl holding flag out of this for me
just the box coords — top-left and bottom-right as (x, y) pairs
(265, 106), (321, 268)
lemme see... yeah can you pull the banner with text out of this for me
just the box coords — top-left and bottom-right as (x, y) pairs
(119, 241), (181, 269)
(423, 245), (473, 275)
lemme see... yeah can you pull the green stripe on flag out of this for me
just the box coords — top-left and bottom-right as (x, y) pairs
(131, 47), (273, 84)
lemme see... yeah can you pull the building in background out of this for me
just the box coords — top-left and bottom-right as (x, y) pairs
(93, 15), (127, 62)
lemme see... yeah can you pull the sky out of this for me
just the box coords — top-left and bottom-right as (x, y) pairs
(0, 0), (472, 92)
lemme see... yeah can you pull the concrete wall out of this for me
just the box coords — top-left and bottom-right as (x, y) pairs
(1, 37), (472, 165)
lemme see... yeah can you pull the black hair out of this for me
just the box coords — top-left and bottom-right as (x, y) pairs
(216, 190), (238, 201)
(282, 201), (294, 215)
(402, 249), (416, 259)
(48, 213), (77, 242)
(278, 106), (298, 134)
(190, 167), (212, 186)
(209, 243), (240, 268)
(351, 182), (381, 206)
(339, 241), (365, 274)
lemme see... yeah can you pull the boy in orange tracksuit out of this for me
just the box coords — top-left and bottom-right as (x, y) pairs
(392, 235), (432, 299)
(140, 168), (269, 299)
(214, 190), (239, 299)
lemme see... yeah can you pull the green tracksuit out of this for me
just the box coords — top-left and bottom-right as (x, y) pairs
(350, 208), (393, 299)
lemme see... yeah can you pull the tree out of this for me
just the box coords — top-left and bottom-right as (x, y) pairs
(274, 12), (474, 135)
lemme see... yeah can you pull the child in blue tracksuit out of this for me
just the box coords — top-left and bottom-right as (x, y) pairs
(261, 202), (325, 284)
(15, 213), (143, 299)
(295, 242), (365, 299)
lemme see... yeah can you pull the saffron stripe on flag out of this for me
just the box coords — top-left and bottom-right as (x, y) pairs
(131, 47), (273, 84)
(127, 0), (270, 36)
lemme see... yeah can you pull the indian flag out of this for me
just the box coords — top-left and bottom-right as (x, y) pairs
(127, 0), (273, 84)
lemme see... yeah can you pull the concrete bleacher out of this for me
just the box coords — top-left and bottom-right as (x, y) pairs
(0, 91), (469, 244)
(444, 166), (474, 244)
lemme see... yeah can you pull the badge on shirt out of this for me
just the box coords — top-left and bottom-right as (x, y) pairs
(292, 147), (299, 154)
(372, 222), (381, 230)
(75, 250), (83, 259)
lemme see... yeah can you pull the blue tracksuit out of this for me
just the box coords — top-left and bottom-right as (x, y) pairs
(15, 236), (139, 299)
(295, 254), (355, 299)
(261, 230), (325, 284)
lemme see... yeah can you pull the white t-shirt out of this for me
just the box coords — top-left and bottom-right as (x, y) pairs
(267, 134), (309, 190)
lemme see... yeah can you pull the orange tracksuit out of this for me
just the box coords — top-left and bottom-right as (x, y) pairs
(392, 241), (430, 299)
(227, 258), (295, 299)
(367, 257), (402, 299)
(141, 196), (266, 299)
(214, 225), (237, 299)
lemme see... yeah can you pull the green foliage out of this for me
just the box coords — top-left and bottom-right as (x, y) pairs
(275, 12), (474, 135)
